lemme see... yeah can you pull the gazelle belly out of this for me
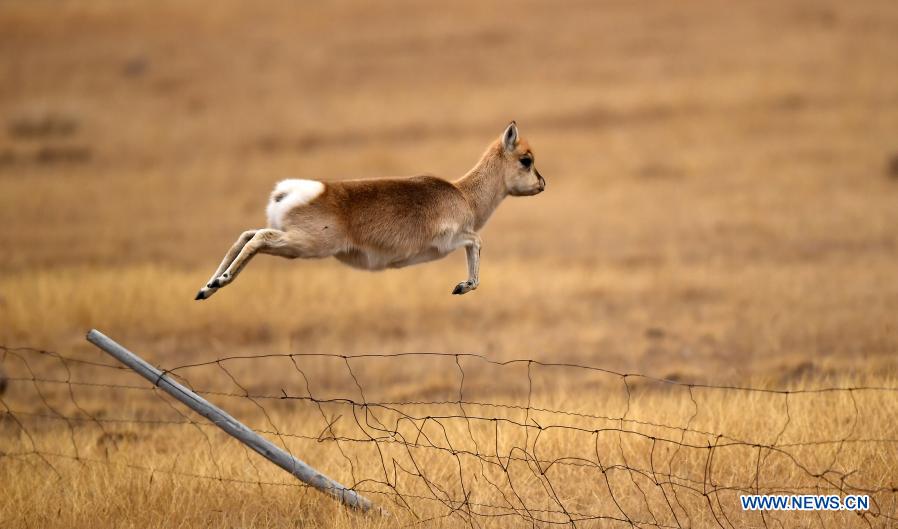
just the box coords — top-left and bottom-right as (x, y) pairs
(335, 230), (464, 271)
(334, 245), (452, 271)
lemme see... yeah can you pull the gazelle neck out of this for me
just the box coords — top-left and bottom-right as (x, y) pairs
(455, 145), (508, 230)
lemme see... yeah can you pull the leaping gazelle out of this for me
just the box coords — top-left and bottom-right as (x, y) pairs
(195, 122), (545, 300)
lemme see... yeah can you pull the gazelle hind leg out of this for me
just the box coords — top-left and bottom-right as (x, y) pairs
(195, 229), (295, 300)
(195, 230), (258, 300)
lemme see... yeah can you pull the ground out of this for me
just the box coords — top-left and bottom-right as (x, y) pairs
(1, 0), (898, 527)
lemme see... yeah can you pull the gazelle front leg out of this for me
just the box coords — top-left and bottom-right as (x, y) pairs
(196, 230), (258, 300)
(452, 233), (481, 295)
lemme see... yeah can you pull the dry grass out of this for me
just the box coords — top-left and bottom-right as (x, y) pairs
(2, 0), (898, 527)
(3, 349), (897, 528)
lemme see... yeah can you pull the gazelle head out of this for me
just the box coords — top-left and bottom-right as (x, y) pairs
(498, 121), (545, 196)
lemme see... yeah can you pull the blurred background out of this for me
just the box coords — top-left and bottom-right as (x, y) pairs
(1, 0), (897, 383)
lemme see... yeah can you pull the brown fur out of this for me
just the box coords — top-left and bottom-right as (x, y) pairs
(195, 122), (544, 299)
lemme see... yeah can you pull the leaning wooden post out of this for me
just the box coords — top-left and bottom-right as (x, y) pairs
(86, 329), (377, 512)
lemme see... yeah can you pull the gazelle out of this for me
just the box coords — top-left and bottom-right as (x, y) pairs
(195, 122), (545, 300)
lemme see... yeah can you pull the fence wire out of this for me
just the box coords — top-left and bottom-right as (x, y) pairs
(1, 344), (897, 528)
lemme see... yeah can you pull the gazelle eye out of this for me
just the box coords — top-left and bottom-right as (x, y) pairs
(520, 156), (532, 168)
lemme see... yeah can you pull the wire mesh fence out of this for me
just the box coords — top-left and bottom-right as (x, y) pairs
(2, 341), (897, 528)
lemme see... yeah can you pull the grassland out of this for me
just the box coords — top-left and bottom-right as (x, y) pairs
(4, 348), (897, 528)
(2, 0), (898, 527)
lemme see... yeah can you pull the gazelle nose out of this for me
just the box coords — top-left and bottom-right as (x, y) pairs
(537, 174), (546, 190)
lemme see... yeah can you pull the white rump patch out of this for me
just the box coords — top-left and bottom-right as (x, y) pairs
(265, 179), (325, 229)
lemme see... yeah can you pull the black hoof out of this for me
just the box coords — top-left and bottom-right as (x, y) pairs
(452, 284), (465, 295)
(195, 290), (205, 300)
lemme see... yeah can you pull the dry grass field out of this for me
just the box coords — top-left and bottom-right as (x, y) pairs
(2, 0), (898, 527)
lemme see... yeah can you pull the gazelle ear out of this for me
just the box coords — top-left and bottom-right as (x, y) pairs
(502, 121), (518, 152)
